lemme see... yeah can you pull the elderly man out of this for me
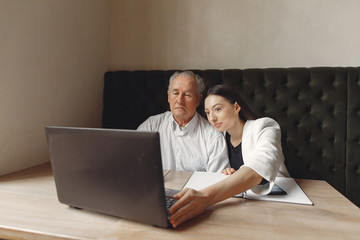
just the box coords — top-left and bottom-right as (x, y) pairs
(137, 71), (229, 172)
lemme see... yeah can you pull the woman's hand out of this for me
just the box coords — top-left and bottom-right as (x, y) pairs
(222, 168), (236, 175)
(169, 188), (211, 228)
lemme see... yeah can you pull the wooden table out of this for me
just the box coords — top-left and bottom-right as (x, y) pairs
(0, 163), (359, 240)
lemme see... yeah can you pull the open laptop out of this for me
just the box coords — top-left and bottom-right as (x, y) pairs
(45, 126), (178, 228)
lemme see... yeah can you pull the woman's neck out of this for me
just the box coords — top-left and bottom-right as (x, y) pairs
(227, 118), (245, 147)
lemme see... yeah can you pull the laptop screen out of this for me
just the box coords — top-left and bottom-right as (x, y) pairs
(46, 126), (171, 227)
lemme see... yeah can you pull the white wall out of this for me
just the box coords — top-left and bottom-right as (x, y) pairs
(1, 0), (359, 175)
(110, 0), (360, 70)
(0, 0), (110, 175)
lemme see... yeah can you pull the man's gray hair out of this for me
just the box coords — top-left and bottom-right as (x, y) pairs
(168, 71), (205, 96)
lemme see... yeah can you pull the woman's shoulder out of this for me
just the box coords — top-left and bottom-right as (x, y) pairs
(243, 117), (282, 145)
(245, 117), (280, 129)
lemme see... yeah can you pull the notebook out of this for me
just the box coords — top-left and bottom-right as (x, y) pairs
(45, 126), (177, 228)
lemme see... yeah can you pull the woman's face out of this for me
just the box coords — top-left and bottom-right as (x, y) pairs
(204, 95), (240, 132)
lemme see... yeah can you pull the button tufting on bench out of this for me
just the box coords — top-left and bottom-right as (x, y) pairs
(356, 165), (360, 176)
(356, 109), (360, 118)
(103, 67), (360, 207)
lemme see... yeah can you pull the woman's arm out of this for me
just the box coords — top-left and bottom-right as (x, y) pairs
(169, 166), (262, 228)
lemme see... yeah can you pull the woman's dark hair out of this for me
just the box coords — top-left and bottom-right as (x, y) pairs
(206, 84), (257, 121)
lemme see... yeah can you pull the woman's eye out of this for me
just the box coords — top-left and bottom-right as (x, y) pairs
(215, 107), (221, 112)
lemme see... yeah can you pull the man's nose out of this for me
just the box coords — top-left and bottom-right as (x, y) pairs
(177, 93), (185, 103)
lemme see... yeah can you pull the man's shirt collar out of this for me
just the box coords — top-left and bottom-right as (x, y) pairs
(171, 113), (198, 136)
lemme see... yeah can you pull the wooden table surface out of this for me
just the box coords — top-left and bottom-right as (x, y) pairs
(0, 163), (359, 240)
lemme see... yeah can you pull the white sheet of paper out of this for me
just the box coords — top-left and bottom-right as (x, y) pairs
(183, 172), (313, 205)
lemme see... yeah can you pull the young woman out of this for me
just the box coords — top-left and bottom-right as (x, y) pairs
(169, 84), (290, 228)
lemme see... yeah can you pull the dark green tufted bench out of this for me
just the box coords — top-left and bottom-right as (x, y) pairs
(102, 67), (360, 207)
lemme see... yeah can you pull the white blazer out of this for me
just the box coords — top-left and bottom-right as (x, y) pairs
(240, 117), (290, 195)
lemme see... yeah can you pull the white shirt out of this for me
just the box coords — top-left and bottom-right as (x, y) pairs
(137, 111), (229, 172)
(240, 117), (290, 195)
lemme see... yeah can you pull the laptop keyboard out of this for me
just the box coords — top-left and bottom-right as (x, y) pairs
(165, 197), (178, 219)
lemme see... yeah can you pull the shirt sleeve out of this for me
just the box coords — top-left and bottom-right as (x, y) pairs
(206, 134), (230, 172)
(137, 112), (167, 132)
(242, 118), (284, 195)
(137, 118), (152, 131)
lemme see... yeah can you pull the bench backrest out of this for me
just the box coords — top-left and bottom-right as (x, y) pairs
(102, 67), (360, 206)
